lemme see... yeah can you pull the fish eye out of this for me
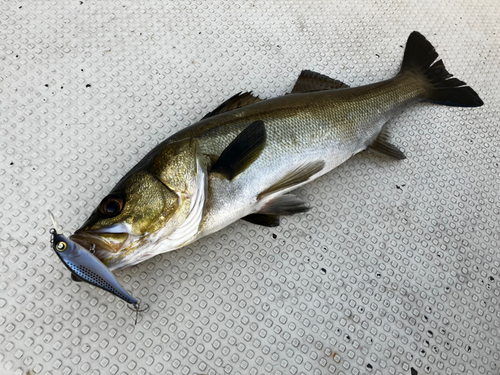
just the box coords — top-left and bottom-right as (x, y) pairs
(100, 194), (124, 216)
(55, 241), (67, 252)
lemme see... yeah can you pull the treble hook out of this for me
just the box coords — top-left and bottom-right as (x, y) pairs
(128, 301), (150, 325)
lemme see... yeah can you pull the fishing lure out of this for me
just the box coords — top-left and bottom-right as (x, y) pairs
(49, 212), (148, 323)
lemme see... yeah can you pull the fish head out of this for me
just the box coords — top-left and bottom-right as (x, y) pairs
(71, 138), (208, 269)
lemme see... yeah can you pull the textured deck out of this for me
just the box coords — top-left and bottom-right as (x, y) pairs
(0, 1), (499, 375)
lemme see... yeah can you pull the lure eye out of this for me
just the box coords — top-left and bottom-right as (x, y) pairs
(55, 241), (67, 252)
(100, 194), (124, 216)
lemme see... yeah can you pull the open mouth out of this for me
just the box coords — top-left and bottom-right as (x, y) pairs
(70, 231), (129, 255)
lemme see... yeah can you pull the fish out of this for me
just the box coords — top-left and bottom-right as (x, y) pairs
(70, 31), (483, 270)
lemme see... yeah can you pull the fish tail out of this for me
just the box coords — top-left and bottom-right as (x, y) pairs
(400, 31), (483, 107)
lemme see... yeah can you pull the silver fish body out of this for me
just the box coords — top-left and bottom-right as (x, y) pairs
(71, 32), (483, 270)
(181, 76), (423, 237)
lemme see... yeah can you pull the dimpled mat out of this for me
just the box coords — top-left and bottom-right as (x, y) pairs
(0, 1), (499, 375)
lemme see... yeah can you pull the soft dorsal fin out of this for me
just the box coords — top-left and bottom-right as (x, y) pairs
(211, 120), (266, 180)
(258, 161), (325, 199)
(291, 70), (349, 93)
(202, 92), (264, 120)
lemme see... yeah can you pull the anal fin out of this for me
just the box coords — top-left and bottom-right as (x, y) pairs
(211, 120), (266, 180)
(258, 161), (325, 199)
(369, 129), (406, 160)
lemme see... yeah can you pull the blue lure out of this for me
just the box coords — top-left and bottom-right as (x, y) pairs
(48, 214), (148, 323)
(50, 228), (138, 304)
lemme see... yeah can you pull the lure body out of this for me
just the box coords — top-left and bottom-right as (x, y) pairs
(50, 228), (137, 304)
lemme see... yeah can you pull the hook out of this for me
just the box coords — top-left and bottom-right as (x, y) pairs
(127, 301), (150, 325)
(48, 210), (62, 233)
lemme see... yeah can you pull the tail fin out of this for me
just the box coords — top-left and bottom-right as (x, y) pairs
(400, 31), (483, 107)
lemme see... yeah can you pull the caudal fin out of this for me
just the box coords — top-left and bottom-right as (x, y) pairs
(400, 32), (483, 107)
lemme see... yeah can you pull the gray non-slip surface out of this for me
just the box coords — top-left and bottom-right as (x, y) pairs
(0, 1), (499, 375)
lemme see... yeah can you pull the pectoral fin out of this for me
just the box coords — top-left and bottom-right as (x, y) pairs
(211, 120), (266, 180)
(369, 129), (406, 160)
(258, 161), (325, 199)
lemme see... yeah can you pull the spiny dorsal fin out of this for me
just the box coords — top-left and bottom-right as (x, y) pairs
(369, 128), (406, 160)
(242, 214), (280, 227)
(291, 70), (349, 94)
(211, 120), (266, 180)
(202, 92), (264, 120)
(258, 161), (325, 199)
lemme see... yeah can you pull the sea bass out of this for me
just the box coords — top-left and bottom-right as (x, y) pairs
(71, 32), (483, 270)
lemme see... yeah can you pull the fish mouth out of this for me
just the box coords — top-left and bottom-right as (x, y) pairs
(70, 230), (130, 256)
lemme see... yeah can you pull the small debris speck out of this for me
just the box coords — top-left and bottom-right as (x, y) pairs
(86, 84), (91, 88)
